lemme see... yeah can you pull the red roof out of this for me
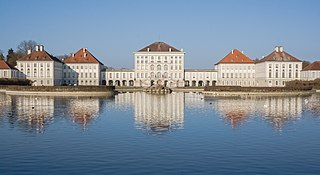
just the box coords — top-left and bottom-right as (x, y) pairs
(257, 51), (301, 63)
(138, 42), (181, 52)
(217, 49), (254, 64)
(303, 61), (320, 71)
(0, 60), (16, 69)
(64, 48), (103, 65)
(18, 50), (62, 63)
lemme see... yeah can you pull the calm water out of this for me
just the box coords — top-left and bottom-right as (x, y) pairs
(0, 92), (320, 175)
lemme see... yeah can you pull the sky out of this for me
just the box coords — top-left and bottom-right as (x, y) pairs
(0, 0), (319, 69)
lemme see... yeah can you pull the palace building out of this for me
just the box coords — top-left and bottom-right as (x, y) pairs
(16, 45), (63, 86)
(63, 48), (104, 86)
(255, 46), (302, 87)
(215, 49), (255, 87)
(0, 60), (19, 78)
(2, 42), (317, 87)
(301, 61), (320, 81)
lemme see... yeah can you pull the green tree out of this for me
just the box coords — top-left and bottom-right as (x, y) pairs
(0, 49), (5, 60)
(7, 48), (22, 67)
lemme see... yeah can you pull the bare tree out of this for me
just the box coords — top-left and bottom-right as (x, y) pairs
(17, 40), (38, 55)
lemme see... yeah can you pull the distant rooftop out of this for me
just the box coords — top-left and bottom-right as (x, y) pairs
(138, 41), (182, 52)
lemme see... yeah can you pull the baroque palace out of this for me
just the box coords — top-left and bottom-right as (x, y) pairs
(1, 41), (320, 87)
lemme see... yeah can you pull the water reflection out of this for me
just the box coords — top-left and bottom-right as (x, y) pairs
(0, 92), (319, 134)
(115, 92), (184, 134)
(0, 93), (106, 133)
(210, 95), (305, 129)
(65, 97), (101, 129)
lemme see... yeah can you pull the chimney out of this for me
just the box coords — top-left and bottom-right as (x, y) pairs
(82, 48), (86, 52)
(147, 48), (150, 52)
(39, 45), (44, 51)
(279, 46), (284, 52)
(231, 49), (234, 54)
(72, 53), (75, 57)
(241, 50), (244, 54)
(180, 48), (184, 52)
(35, 45), (39, 51)
(169, 48), (172, 52)
(27, 50), (31, 55)
(275, 46), (279, 52)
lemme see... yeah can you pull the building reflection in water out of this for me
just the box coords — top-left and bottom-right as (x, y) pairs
(305, 94), (320, 116)
(210, 95), (304, 129)
(211, 96), (256, 128)
(12, 95), (54, 133)
(65, 97), (101, 129)
(258, 96), (303, 129)
(115, 92), (184, 134)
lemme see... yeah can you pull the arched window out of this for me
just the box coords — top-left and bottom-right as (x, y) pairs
(164, 65), (168, 70)
(157, 72), (161, 78)
(151, 65), (154, 70)
(150, 72), (155, 78)
(163, 72), (168, 78)
(157, 65), (161, 71)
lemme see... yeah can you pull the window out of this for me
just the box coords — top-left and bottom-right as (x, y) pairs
(109, 73), (112, 78)
(289, 70), (292, 78)
(164, 65), (168, 70)
(116, 73), (119, 78)
(296, 64), (298, 68)
(151, 65), (154, 70)
(222, 73), (224, 78)
(269, 70), (272, 78)
(157, 65), (161, 71)
(282, 70), (285, 78)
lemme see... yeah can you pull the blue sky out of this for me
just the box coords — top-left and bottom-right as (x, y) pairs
(0, 0), (319, 68)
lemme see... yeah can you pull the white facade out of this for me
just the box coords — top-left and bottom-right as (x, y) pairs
(255, 61), (302, 87)
(103, 69), (135, 86)
(16, 45), (63, 86)
(133, 52), (185, 87)
(216, 63), (256, 86)
(301, 70), (320, 81)
(0, 68), (19, 79)
(133, 42), (185, 87)
(184, 69), (217, 86)
(255, 46), (302, 87)
(63, 63), (102, 85)
(17, 61), (63, 86)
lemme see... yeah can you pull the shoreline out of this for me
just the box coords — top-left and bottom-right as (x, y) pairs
(203, 90), (315, 97)
(0, 86), (317, 97)
(3, 90), (113, 96)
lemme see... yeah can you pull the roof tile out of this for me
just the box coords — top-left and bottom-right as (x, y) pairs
(138, 42), (181, 52)
(64, 48), (103, 65)
(217, 49), (254, 64)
